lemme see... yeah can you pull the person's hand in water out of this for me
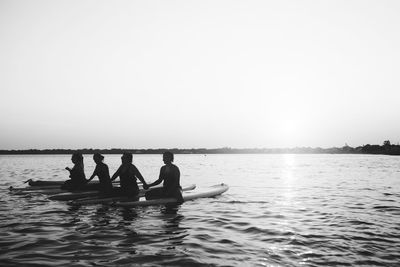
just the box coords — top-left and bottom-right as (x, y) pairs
(65, 167), (71, 172)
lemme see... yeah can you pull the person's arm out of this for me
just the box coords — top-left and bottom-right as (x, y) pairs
(110, 166), (121, 182)
(86, 165), (99, 183)
(174, 166), (181, 187)
(175, 166), (180, 180)
(133, 166), (148, 189)
(148, 167), (164, 187)
(67, 165), (77, 178)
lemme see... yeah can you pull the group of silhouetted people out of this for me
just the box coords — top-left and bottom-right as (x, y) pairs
(62, 151), (183, 203)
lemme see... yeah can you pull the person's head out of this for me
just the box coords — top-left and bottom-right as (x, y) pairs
(71, 153), (84, 165)
(93, 153), (104, 164)
(163, 151), (174, 164)
(121, 152), (133, 164)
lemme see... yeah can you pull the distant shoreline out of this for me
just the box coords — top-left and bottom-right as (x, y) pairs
(1, 142), (400, 155)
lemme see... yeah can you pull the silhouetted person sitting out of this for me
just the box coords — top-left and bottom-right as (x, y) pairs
(62, 153), (87, 191)
(145, 151), (184, 204)
(110, 152), (148, 200)
(86, 153), (113, 194)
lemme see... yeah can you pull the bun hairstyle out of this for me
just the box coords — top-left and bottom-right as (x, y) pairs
(93, 153), (104, 161)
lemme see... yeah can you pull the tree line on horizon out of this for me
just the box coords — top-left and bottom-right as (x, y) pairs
(1, 141), (399, 155)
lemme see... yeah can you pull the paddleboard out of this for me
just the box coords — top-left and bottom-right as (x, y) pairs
(26, 179), (121, 187)
(9, 188), (63, 195)
(116, 183), (228, 207)
(10, 185), (86, 192)
(10, 181), (124, 192)
(49, 190), (100, 200)
(72, 184), (197, 205)
(28, 180), (65, 186)
(48, 185), (154, 201)
(10, 185), (61, 191)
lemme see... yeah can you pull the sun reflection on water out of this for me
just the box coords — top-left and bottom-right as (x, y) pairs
(280, 154), (299, 207)
(283, 154), (296, 183)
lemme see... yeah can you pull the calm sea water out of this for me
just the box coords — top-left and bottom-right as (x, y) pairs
(0, 154), (400, 266)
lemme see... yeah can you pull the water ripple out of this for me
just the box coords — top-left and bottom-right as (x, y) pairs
(1, 154), (400, 266)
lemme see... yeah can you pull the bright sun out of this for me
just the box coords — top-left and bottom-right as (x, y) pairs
(279, 119), (305, 147)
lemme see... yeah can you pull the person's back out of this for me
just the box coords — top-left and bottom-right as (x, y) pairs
(161, 163), (181, 195)
(86, 153), (113, 194)
(62, 153), (86, 191)
(96, 162), (112, 191)
(119, 163), (140, 194)
(111, 153), (148, 198)
(69, 164), (86, 185)
(145, 152), (183, 204)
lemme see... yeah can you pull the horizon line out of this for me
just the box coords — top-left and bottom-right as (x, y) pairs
(0, 141), (397, 151)
(0, 143), (397, 152)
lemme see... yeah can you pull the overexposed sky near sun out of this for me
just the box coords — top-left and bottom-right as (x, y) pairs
(1, 0), (400, 149)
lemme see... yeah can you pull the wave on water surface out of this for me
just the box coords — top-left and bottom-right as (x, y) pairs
(1, 154), (400, 266)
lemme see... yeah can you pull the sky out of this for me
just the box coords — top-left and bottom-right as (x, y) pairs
(1, 0), (400, 149)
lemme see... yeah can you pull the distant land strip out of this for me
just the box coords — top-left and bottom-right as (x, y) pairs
(1, 141), (400, 155)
